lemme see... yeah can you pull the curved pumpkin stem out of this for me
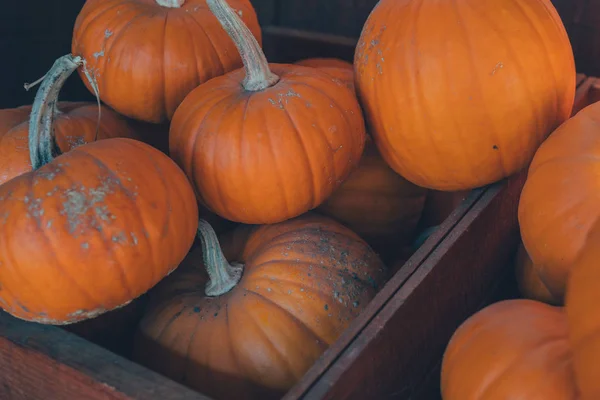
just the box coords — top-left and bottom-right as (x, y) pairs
(207, 0), (279, 91)
(155, 0), (185, 7)
(28, 55), (83, 170)
(198, 219), (244, 297)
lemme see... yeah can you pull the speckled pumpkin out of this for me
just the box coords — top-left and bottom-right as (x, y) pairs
(133, 213), (387, 399)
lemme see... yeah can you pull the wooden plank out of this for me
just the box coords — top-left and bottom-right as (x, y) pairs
(0, 312), (207, 400)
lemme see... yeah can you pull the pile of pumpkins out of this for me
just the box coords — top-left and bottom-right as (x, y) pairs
(0, 0), (587, 398)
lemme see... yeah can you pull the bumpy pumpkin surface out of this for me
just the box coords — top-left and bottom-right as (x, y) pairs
(0, 138), (199, 324)
(566, 221), (600, 400)
(72, 0), (261, 123)
(170, 0), (365, 224)
(519, 101), (600, 302)
(134, 214), (387, 399)
(355, 0), (575, 190)
(0, 56), (139, 185)
(441, 300), (577, 400)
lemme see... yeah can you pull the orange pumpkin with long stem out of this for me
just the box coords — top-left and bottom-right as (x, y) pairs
(134, 214), (386, 399)
(355, 0), (575, 191)
(72, 0), (261, 123)
(170, 0), (365, 224)
(0, 55), (139, 185)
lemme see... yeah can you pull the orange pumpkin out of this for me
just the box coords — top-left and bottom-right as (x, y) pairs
(515, 242), (560, 305)
(566, 221), (600, 400)
(519, 101), (600, 302)
(0, 55), (139, 185)
(0, 137), (198, 324)
(295, 58), (354, 88)
(355, 0), (576, 191)
(441, 300), (577, 400)
(318, 136), (426, 252)
(72, 0), (261, 123)
(134, 214), (387, 399)
(170, 0), (365, 224)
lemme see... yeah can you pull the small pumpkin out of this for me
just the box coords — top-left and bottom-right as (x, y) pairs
(355, 0), (576, 190)
(519, 101), (600, 302)
(72, 0), (262, 123)
(566, 221), (600, 399)
(515, 242), (560, 305)
(170, 0), (365, 224)
(318, 135), (426, 253)
(0, 55), (139, 185)
(134, 214), (387, 399)
(0, 129), (198, 323)
(441, 299), (577, 400)
(295, 58), (354, 88)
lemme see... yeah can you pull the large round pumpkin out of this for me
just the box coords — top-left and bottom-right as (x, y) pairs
(566, 221), (600, 399)
(355, 0), (576, 190)
(170, 0), (365, 224)
(72, 0), (261, 123)
(0, 137), (199, 324)
(441, 299), (577, 400)
(0, 55), (139, 185)
(133, 214), (387, 399)
(519, 101), (600, 302)
(318, 135), (426, 252)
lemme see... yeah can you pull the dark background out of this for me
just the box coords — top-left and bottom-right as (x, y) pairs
(0, 0), (598, 109)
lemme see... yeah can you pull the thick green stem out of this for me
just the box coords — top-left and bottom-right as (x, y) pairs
(29, 55), (83, 170)
(155, 0), (185, 7)
(198, 220), (244, 297)
(207, 0), (279, 91)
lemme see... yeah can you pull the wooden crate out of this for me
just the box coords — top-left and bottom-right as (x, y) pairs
(1, 21), (599, 400)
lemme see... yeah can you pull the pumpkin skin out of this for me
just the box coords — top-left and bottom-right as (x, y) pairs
(170, 1), (365, 224)
(295, 58), (354, 88)
(133, 213), (387, 399)
(355, 0), (576, 190)
(566, 222), (600, 400)
(72, 0), (262, 123)
(318, 135), (426, 252)
(519, 101), (600, 302)
(441, 300), (577, 400)
(0, 138), (199, 324)
(0, 102), (138, 185)
(515, 242), (560, 305)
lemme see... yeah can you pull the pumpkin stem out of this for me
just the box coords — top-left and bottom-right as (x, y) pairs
(28, 54), (83, 170)
(155, 0), (185, 7)
(207, 0), (279, 91)
(198, 219), (244, 297)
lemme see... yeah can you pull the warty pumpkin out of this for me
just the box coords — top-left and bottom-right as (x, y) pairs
(566, 221), (600, 400)
(133, 213), (387, 399)
(0, 55), (139, 185)
(515, 242), (560, 305)
(0, 124), (198, 323)
(318, 135), (426, 254)
(295, 58), (354, 89)
(72, 0), (261, 123)
(169, 0), (366, 224)
(519, 100), (600, 302)
(441, 299), (577, 400)
(355, 0), (576, 190)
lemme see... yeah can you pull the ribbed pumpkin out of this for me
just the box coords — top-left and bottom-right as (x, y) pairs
(72, 0), (261, 123)
(133, 214), (387, 399)
(318, 135), (426, 252)
(519, 101), (600, 302)
(0, 55), (139, 185)
(170, 0), (365, 224)
(566, 221), (600, 400)
(441, 300), (577, 400)
(0, 134), (198, 324)
(515, 242), (559, 305)
(355, 0), (576, 190)
(295, 58), (354, 89)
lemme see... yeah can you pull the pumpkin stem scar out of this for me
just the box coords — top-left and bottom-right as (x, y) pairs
(155, 0), (185, 7)
(28, 54), (83, 170)
(198, 219), (244, 297)
(207, 0), (280, 92)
